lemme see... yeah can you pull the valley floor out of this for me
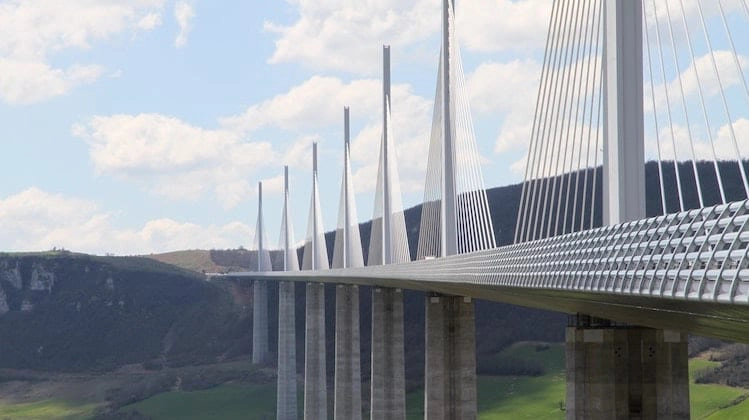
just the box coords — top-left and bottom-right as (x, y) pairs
(0, 343), (746, 419)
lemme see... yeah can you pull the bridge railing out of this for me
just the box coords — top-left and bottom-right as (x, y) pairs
(235, 200), (749, 306)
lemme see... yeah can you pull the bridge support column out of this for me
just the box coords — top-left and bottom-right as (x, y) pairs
(371, 287), (406, 420)
(334, 284), (362, 420)
(277, 281), (297, 420)
(252, 279), (269, 364)
(304, 282), (327, 419)
(565, 318), (689, 419)
(425, 294), (477, 420)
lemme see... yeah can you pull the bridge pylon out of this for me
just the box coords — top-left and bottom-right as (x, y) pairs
(369, 45), (409, 420)
(332, 107), (364, 420)
(302, 143), (329, 420)
(252, 181), (270, 365)
(421, 0), (488, 418)
(566, 1), (689, 418)
(276, 166), (299, 420)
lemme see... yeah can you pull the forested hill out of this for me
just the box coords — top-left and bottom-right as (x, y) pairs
(195, 160), (749, 273)
(0, 253), (251, 372)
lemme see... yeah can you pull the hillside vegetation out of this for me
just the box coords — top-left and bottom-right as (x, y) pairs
(0, 252), (250, 372)
(117, 342), (749, 420)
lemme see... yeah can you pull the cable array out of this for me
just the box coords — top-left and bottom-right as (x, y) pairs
(516, 0), (749, 243)
(516, 0), (604, 243)
(417, 2), (496, 258)
(368, 99), (411, 265)
(643, 0), (749, 215)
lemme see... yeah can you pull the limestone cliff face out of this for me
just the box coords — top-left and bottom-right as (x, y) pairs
(0, 259), (22, 289)
(0, 259), (22, 314)
(29, 262), (55, 292)
(0, 253), (250, 372)
(0, 257), (58, 315)
(0, 288), (8, 314)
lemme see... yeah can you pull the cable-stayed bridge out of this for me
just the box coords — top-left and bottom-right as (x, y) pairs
(215, 0), (749, 418)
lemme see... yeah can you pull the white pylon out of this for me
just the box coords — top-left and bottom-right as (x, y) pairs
(602, 0), (645, 225)
(368, 45), (411, 266)
(441, 0), (457, 257)
(254, 181), (272, 272)
(276, 167), (298, 420)
(302, 142), (330, 270)
(333, 107), (365, 269)
(417, 0), (495, 259)
(280, 166), (300, 271)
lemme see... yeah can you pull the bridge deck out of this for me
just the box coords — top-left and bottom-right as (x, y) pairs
(221, 200), (749, 343)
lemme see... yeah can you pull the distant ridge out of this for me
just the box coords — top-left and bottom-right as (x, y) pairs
(149, 160), (749, 273)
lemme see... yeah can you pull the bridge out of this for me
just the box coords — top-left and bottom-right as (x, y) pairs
(215, 0), (749, 418)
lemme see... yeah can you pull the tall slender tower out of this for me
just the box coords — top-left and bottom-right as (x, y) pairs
(333, 107), (364, 420)
(370, 45), (409, 420)
(303, 143), (328, 420)
(276, 167), (298, 420)
(424, 2), (477, 419)
(251, 182), (270, 365)
(567, 2), (688, 419)
(602, 0), (645, 225)
(441, 0), (458, 257)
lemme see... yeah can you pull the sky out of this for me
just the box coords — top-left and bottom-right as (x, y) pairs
(1, 0), (748, 255)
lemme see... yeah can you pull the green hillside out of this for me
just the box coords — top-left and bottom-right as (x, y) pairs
(0, 253), (251, 372)
(115, 342), (749, 420)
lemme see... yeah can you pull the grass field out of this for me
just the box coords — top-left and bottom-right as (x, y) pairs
(122, 384), (277, 420)
(688, 358), (749, 419)
(0, 399), (99, 419)
(147, 250), (227, 273)
(119, 343), (749, 420)
(2, 342), (747, 419)
(405, 342), (566, 419)
(476, 342), (566, 419)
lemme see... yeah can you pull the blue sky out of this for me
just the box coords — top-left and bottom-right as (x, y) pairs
(1, 0), (748, 254)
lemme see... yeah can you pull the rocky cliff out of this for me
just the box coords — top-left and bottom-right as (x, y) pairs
(0, 253), (250, 372)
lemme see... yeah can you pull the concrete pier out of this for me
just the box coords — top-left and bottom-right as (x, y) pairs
(334, 284), (362, 420)
(565, 319), (689, 419)
(251, 279), (269, 365)
(276, 281), (297, 420)
(370, 287), (406, 420)
(425, 294), (477, 420)
(304, 282), (327, 419)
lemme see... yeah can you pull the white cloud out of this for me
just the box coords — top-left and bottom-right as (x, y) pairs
(456, 0), (551, 52)
(264, 0), (554, 74)
(648, 118), (749, 162)
(75, 73), (434, 209)
(0, 59), (103, 105)
(221, 76), (382, 133)
(468, 60), (541, 116)
(644, 0), (747, 44)
(259, 173), (285, 196)
(138, 12), (163, 31)
(464, 59), (543, 164)
(73, 113), (277, 208)
(174, 1), (195, 48)
(647, 51), (749, 112)
(0, 0), (166, 104)
(280, 135), (319, 173)
(0, 188), (251, 255)
(220, 75), (434, 192)
(264, 0), (437, 74)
